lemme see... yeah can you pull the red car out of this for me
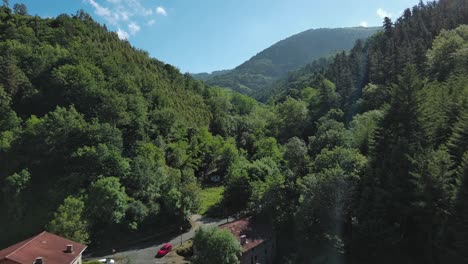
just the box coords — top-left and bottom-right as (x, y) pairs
(156, 243), (172, 257)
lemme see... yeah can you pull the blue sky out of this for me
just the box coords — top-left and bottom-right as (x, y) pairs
(10, 0), (420, 73)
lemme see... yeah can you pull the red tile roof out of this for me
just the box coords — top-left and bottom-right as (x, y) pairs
(0, 231), (87, 264)
(219, 217), (272, 252)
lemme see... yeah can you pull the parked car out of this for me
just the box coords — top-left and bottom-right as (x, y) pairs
(156, 243), (173, 257)
(98, 258), (115, 264)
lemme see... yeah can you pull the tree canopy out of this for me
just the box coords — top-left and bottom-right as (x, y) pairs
(193, 227), (242, 264)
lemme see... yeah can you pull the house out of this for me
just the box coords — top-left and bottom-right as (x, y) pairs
(0, 231), (87, 264)
(220, 217), (276, 264)
(210, 175), (221, 183)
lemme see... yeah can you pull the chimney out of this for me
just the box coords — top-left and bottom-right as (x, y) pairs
(65, 244), (73, 253)
(34, 257), (44, 264)
(240, 235), (247, 245)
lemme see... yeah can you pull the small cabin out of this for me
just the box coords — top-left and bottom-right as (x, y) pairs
(219, 217), (276, 264)
(0, 231), (87, 264)
(210, 175), (221, 183)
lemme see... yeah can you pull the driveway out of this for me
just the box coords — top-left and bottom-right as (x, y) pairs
(91, 215), (232, 264)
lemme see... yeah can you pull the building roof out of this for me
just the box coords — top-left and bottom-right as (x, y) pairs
(0, 231), (87, 264)
(219, 217), (272, 252)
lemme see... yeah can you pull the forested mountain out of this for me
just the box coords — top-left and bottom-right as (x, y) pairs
(196, 27), (379, 96)
(1, 1), (468, 264)
(0, 5), (231, 247)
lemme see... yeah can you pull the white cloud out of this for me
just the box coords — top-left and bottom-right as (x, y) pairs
(128, 22), (141, 35)
(117, 9), (130, 21)
(117, 28), (129, 40)
(377, 8), (392, 19)
(88, 0), (111, 17)
(143, 9), (153, 16)
(87, 0), (121, 25)
(85, 0), (167, 39)
(360, 21), (368, 27)
(156, 6), (167, 16)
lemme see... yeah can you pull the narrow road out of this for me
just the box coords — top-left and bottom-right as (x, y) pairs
(93, 215), (232, 264)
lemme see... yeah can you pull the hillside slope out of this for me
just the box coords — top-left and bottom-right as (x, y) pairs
(0, 7), (216, 246)
(199, 27), (379, 96)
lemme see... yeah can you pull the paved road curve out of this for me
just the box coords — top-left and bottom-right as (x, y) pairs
(93, 215), (232, 264)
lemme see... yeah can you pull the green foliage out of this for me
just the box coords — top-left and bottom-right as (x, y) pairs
(231, 93), (256, 115)
(124, 144), (164, 215)
(0, 85), (19, 132)
(47, 196), (90, 244)
(427, 25), (468, 81)
(421, 75), (468, 146)
(283, 137), (308, 175)
(349, 110), (384, 155)
(447, 108), (468, 168)
(312, 147), (367, 175)
(297, 168), (352, 257)
(295, 146), (366, 262)
(309, 110), (350, 156)
(253, 137), (282, 161)
(4, 169), (30, 195)
(374, 64), (425, 157)
(249, 167), (285, 215)
(160, 167), (202, 220)
(12, 3), (27, 15)
(73, 144), (130, 180)
(125, 199), (149, 230)
(361, 83), (389, 110)
(224, 157), (284, 213)
(224, 158), (253, 212)
(411, 147), (457, 219)
(87, 177), (129, 225)
(0, 130), (15, 151)
(451, 153), (468, 259)
(193, 226), (242, 264)
(276, 97), (308, 141)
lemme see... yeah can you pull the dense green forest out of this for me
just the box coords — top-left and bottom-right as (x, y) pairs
(0, 4), (218, 246)
(195, 27), (378, 97)
(0, 0), (468, 263)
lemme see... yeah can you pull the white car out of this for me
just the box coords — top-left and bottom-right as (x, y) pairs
(98, 258), (115, 264)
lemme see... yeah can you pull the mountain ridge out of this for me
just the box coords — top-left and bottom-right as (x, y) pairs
(194, 26), (379, 97)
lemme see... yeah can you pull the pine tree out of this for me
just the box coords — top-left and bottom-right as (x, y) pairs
(441, 153), (468, 263)
(357, 65), (427, 261)
(452, 153), (468, 262)
(383, 17), (393, 38)
(447, 107), (468, 169)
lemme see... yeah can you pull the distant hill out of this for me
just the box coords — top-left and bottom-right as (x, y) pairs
(197, 27), (379, 97)
(191, 69), (231, 81)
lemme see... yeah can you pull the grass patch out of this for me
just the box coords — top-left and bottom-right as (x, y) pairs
(198, 186), (224, 215)
(176, 239), (193, 258)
